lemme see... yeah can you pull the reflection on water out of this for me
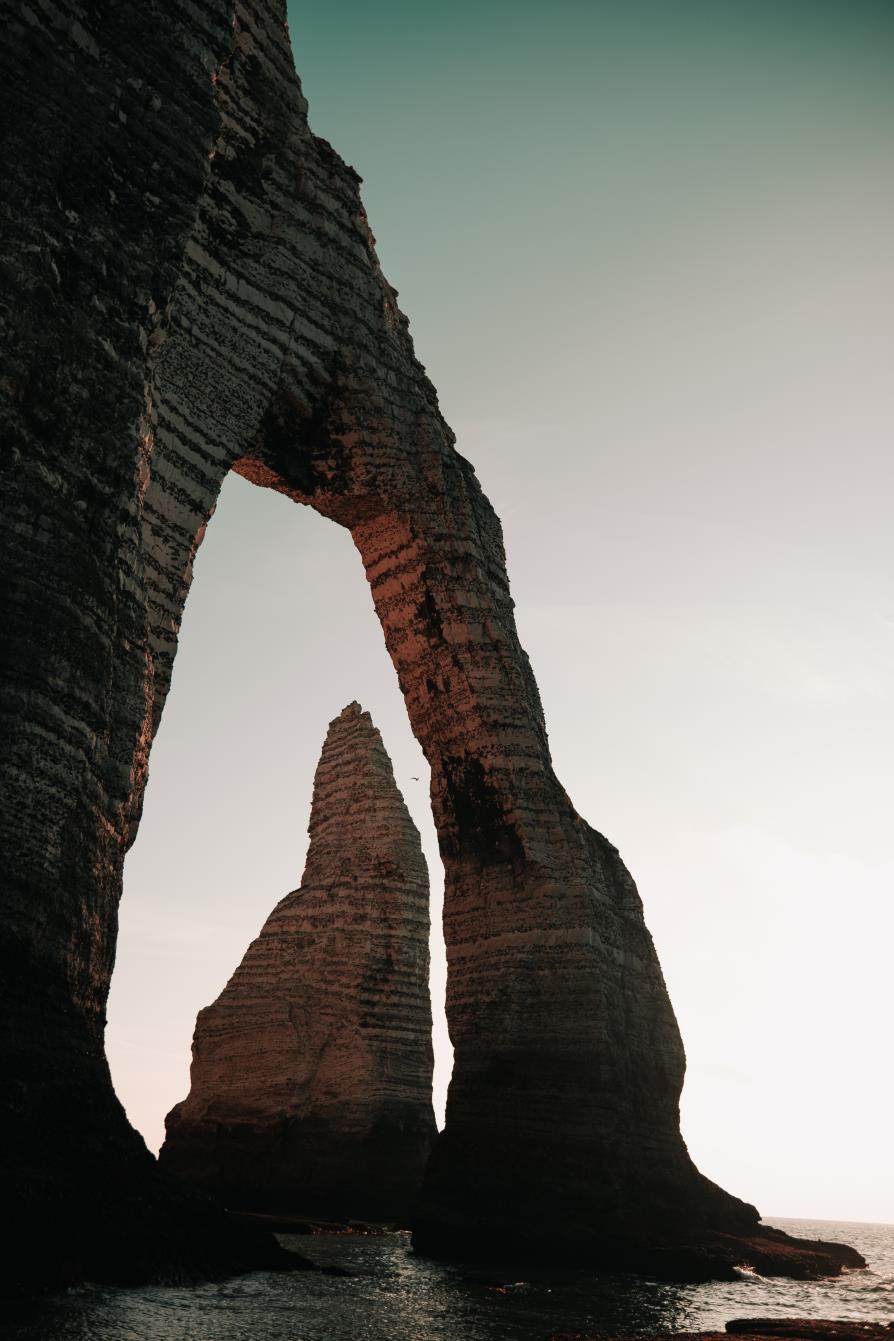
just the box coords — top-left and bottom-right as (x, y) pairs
(8, 1219), (893, 1341)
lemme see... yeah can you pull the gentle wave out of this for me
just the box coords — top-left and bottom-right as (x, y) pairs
(8, 1217), (894, 1340)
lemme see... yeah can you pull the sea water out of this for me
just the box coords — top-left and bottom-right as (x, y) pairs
(7, 1219), (893, 1341)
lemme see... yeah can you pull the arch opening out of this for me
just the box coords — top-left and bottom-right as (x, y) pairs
(107, 472), (454, 1158)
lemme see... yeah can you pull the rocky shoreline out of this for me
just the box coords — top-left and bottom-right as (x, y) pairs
(412, 1220), (865, 1284)
(609, 1223), (867, 1283)
(550, 1320), (894, 1341)
(211, 1207), (867, 1286)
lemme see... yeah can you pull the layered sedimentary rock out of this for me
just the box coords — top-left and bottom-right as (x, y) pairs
(1, 0), (859, 1286)
(160, 703), (436, 1219)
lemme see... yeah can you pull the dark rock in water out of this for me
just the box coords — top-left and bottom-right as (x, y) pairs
(0, 0), (864, 1289)
(727, 1323), (893, 1340)
(706, 1226), (866, 1279)
(227, 1209), (390, 1238)
(422, 1219), (865, 1283)
(551, 1322), (893, 1341)
(160, 703), (436, 1221)
(582, 1224), (866, 1283)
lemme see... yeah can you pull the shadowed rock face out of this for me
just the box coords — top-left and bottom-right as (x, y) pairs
(1, 0), (859, 1287)
(160, 703), (436, 1220)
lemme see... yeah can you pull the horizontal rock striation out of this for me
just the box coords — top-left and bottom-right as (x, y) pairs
(160, 703), (436, 1219)
(0, 0), (860, 1286)
(0, 0), (296, 1290)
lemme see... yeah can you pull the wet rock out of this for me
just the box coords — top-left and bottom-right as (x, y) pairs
(550, 1322), (892, 1341)
(727, 1323), (893, 1340)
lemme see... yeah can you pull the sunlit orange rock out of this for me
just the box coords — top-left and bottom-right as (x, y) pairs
(160, 703), (436, 1219)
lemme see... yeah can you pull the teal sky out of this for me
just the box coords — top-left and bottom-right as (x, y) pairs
(108, 3), (894, 1223)
(288, 1), (892, 434)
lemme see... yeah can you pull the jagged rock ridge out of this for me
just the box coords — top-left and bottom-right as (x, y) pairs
(0, 0), (860, 1285)
(160, 702), (436, 1219)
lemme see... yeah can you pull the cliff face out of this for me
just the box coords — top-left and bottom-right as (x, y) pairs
(0, 0), (857, 1288)
(0, 0), (298, 1289)
(160, 703), (436, 1219)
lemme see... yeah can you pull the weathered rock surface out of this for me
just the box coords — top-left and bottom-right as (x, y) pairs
(0, 0), (859, 1286)
(160, 702), (436, 1219)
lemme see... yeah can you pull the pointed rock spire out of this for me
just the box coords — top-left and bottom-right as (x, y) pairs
(160, 704), (436, 1220)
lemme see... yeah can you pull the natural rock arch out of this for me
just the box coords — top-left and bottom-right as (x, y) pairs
(2, 0), (858, 1287)
(135, 3), (739, 1262)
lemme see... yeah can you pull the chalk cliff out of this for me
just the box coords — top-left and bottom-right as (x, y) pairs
(160, 703), (436, 1219)
(0, 0), (860, 1286)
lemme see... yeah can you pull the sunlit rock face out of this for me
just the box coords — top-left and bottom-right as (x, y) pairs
(160, 703), (436, 1219)
(1, 0), (857, 1288)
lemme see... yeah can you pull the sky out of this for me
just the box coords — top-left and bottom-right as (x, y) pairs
(107, 2), (894, 1224)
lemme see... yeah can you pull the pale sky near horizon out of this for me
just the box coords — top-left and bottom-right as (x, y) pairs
(106, 2), (894, 1224)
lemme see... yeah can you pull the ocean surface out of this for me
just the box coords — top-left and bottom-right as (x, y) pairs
(8, 1219), (893, 1341)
